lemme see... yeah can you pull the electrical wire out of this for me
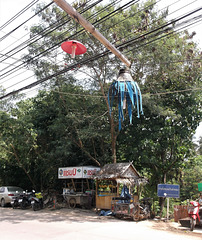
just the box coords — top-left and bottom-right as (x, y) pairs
(0, 0), (167, 75)
(123, 14), (202, 55)
(0, 0), (180, 81)
(1, 20), (201, 101)
(0, 0), (124, 73)
(4, 52), (201, 91)
(0, 69), (35, 85)
(1, 22), (201, 92)
(0, 0), (136, 63)
(0, 0), (99, 61)
(115, 6), (202, 51)
(2, 5), (201, 77)
(108, 0), (198, 45)
(23, 86), (202, 100)
(0, 0), (201, 95)
(0, 0), (39, 31)
(0, 1), (54, 42)
(0, 0), (108, 75)
(7, 0), (200, 71)
(0, 0), (196, 62)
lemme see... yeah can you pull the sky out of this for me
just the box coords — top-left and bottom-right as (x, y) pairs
(0, 0), (201, 140)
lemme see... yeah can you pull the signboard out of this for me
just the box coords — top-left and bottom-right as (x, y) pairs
(157, 184), (180, 198)
(58, 166), (100, 179)
(198, 183), (202, 191)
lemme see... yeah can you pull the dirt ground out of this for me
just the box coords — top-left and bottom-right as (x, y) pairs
(0, 207), (201, 240)
(45, 207), (202, 237)
(65, 208), (202, 236)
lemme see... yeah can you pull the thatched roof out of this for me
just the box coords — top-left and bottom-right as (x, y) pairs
(93, 162), (147, 185)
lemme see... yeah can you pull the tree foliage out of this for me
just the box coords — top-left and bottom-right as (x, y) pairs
(0, 1), (201, 204)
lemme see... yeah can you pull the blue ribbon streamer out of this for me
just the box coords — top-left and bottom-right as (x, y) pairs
(108, 80), (143, 130)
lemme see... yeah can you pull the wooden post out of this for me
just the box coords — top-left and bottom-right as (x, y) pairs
(117, 182), (119, 196)
(95, 180), (98, 212)
(86, 179), (90, 190)
(71, 178), (76, 191)
(53, 0), (131, 67)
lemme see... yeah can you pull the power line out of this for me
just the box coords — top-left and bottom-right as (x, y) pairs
(0, 1), (201, 95)
(0, 0), (199, 66)
(123, 14), (202, 56)
(4, 56), (201, 91)
(0, 0), (183, 75)
(0, 70), (29, 85)
(47, 87), (202, 98)
(116, 6), (202, 51)
(0, 0), (39, 31)
(0, 0), (124, 66)
(0, 1), (54, 42)
(1, 28), (200, 96)
(21, 83), (202, 100)
(110, 0), (198, 45)
(1, 24), (201, 100)
(0, 0), (106, 77)
(0, 0), (196, 82)
(0, 0), (99, 61)
(0, 0), (140, 69)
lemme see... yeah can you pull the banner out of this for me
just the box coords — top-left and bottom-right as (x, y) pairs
(58, 166), (100, 179)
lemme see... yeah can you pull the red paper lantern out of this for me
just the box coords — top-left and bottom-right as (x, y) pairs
(61, 40), (87, 58)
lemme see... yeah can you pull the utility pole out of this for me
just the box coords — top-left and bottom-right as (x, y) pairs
(53, 0), (131, 68)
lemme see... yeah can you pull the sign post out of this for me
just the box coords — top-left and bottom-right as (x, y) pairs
(157, 184), (180, 220)
(167, 197), (169, 220)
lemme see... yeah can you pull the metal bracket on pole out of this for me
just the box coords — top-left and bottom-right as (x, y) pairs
(53, 0), (131, 68)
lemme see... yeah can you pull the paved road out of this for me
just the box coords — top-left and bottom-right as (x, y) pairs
(0, 207), (201, 240)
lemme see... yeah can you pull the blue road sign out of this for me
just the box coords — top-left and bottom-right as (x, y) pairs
(157, 184), (180, 198)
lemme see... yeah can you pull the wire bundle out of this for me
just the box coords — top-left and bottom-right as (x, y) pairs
(0, 0), (201, 99)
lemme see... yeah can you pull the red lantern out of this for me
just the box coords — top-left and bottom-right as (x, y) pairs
(61, 40), (87, 58)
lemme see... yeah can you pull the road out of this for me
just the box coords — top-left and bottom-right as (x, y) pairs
(0, 207), (201, 240)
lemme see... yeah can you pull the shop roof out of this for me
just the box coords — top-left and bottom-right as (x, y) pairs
(93, 162), (147, 185)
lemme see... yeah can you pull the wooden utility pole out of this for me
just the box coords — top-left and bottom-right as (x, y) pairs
(53, 0), (131, 67)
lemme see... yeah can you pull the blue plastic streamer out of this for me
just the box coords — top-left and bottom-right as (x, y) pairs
(108, 79), (143, 130)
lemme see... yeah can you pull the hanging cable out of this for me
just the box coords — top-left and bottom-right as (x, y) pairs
(0, 0), (201, 92)
(0, 0), (98, 60)
(0, 1), (54, 42)
(116, 6), (202, 51)
(107, 0), (197, 44)
(0, 0), (105, 71)
(0, 0), (39, 31)
(1, 17), (201, 101)
(2, 3), (201, 80)
(0, 0), (175, 79)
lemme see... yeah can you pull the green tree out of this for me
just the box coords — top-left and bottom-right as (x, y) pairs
(0, 107), (37, 189)
(1, 0), (201, 208)
(25, 0), (201, 162)
(180, 155), (202, 200)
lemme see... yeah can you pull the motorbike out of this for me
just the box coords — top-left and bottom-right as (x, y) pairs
(11, 191), (33, 209)
(31, 191), (43, 211)
(139, 198), (154, 220)
(19, 191), (33, 209)
(11, 191), (20, 209)
(188, 201), (202, 231)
